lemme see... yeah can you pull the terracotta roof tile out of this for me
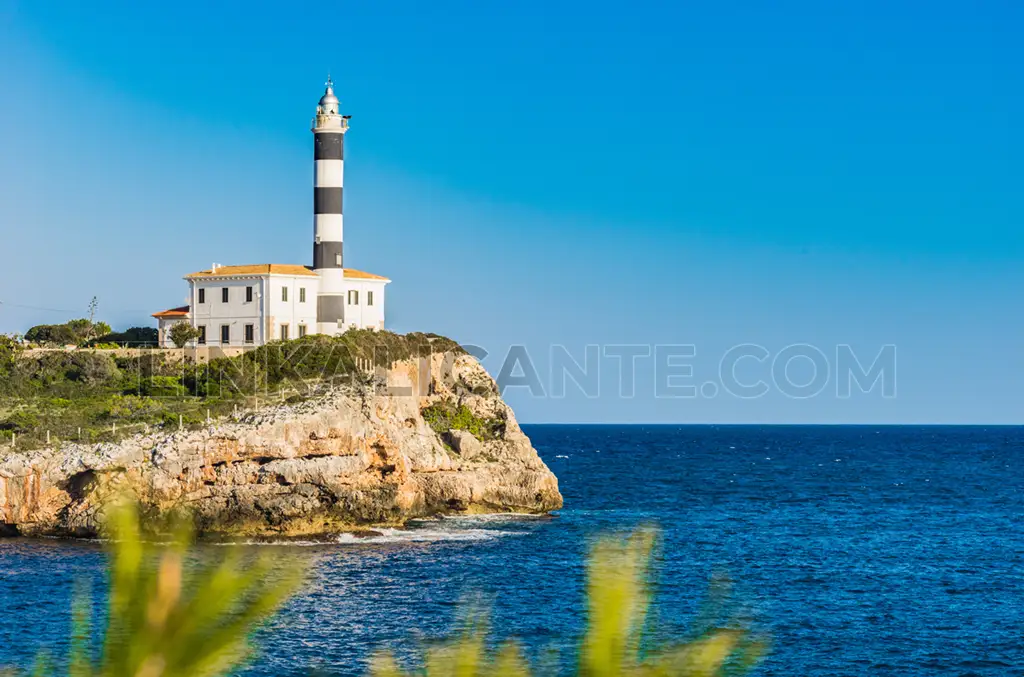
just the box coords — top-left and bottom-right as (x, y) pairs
(152, 305), (190, 318)
(185, 264), (318, 278)
(343, 269), (390, 281)
(183, 264), (389, 281)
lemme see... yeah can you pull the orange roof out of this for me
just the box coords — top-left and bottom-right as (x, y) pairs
(344, 268), (390, 281)
(152, 305), (190, 319)
(184, 264), (389, 281)
(185, 264), (319, 278)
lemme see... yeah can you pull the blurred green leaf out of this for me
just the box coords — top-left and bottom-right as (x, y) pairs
(46, 501), (304, 677)
(6, 518), (763, 677)
(372, 528), (766, 677)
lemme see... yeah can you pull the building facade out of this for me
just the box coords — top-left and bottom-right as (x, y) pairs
(153, 80), (390, 348)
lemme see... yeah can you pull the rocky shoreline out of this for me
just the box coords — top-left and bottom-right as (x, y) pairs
(0, 353), (562, 538)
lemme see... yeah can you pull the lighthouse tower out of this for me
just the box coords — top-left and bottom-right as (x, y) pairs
(311, 77), (349, 334)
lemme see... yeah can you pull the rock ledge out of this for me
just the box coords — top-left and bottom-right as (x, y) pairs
(0, 353), (562, 537)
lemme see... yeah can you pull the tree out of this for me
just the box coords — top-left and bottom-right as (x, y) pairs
(25, 319), (113, 346)
(66, 318), (92, 339)
(168, 322), (202, 348)
(66, 318), (111, 342)
(88, 327), (160, 347)
(0, 334), (22, 377)
(24, 323), (79, 346)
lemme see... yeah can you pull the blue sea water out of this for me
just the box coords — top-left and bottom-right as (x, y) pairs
(2, 425), (1024, 676)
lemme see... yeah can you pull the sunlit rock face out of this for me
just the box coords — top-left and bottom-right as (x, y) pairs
(0, 354), (562, 538)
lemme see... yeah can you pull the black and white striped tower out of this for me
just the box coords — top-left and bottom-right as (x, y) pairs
(312, 76), (349, 334)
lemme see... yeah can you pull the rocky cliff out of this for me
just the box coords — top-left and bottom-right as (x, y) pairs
(0, 352), (562, 538)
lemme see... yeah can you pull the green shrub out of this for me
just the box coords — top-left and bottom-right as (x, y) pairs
(24, 324), (78, 346)
(116, 352), (181, 379)
(104, 395), (162, 420)
(0, 335), (22, 376)
(0, 331), (470, 446)
(181, 362), (229, 397)
(159, 411), (203, 429)
(179, 331), (463, 398)
(88, 327), (159, 347)
(168, 322), (202, 348)
(0, 410), (40, 433)
(12, 352), (120, 391)
(66, 318), (111, 342)
(7, 514), (762, 677)
(47, 502), (303, 677)
(135, 375), (184, 397)
(373, 529), (764, 676)
(25, 319), (111, 346)
(422, 399), (506, 441)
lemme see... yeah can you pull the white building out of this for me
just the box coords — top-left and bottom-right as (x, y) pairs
(153, 79), (391, 348)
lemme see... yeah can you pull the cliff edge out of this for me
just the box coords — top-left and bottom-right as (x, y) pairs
(0, 352), (562, 537)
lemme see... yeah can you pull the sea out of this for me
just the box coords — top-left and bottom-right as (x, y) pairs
(1, 425), (1023, 676)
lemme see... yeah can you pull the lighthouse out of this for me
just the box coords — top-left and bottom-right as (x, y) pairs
(153, 78), (390, 349)
(311, 76), (349, 334)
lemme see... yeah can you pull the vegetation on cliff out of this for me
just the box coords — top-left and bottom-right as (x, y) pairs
(18, 316), (160, 348)
(0, 331), (466, 451)
(2, 503), (764, 676)
(422, 398), (506, 442)
(23, 319), (113, 347)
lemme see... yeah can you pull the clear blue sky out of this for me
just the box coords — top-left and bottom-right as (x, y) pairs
(1, 1), (1021, 423)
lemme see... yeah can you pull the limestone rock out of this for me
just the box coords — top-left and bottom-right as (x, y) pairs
(448, 430), (484, 459)
(0, 352), (562, 538)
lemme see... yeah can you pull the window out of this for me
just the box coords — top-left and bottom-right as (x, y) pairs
(197, 326), (206, 345)
(220, 325), (230, 345)
(367, 291), (374, 306)
(221, 288), (229, 303)
(298, 324), (307, 338)
(282, 287), (288, 302)
(198, 288), (206, 304)
(299, 287), (306, 303)
(348, 290), (359, 305)
(246, 286), (253, 303)
(280, 324), (289, 341)
(335, 254), (342, 266)
(244, 324), (254, 343)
